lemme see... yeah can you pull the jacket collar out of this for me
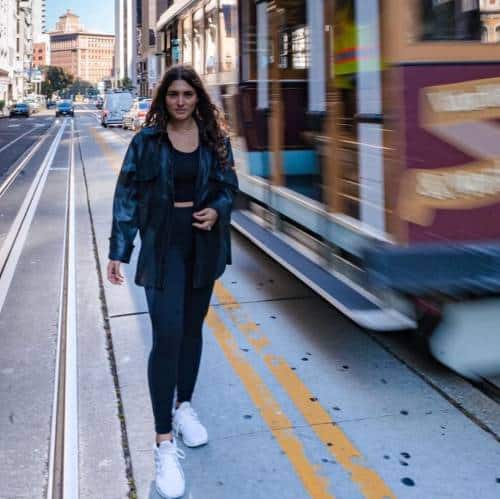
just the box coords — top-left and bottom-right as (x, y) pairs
(140, 126), (163, 136)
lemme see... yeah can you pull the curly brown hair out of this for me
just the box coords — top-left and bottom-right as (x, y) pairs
(144, 64), (230, 168)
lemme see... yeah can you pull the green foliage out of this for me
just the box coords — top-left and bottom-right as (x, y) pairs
(66, 78), (94, 96)
(0, 100), (4, 110)
(40, 66), (75, 97)
(120, 77), (134, 90)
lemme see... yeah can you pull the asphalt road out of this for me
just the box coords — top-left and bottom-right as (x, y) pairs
(0, 110), (54, 178)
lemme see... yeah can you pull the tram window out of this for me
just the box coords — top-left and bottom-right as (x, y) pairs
(420, 0), (484, 42)
(193, 8), (204, 74)
(279, 26), (310, 70)
(182, 15), (193, 66)
(334, 0), (360, 219)
(276, 0), (308, 73)
(220, 0), (238, 72)
(205, 1), (218, 74)
(279, 32), (289, 69)
(292, 27), (309, 69)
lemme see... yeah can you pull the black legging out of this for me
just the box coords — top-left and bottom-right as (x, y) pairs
(144, 207), (214, 434)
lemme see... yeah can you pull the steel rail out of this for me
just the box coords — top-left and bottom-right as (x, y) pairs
(46, 118), (79, 499)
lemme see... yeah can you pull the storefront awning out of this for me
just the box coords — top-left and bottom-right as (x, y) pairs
(156, 0), (196, 31)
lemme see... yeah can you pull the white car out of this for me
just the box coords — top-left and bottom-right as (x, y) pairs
(123, 99), (151, 131)
(25, 99), (40, 113)
(101, 92), (134, 127)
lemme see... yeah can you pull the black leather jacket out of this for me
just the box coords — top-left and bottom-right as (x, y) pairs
(108, 126), (239, 289)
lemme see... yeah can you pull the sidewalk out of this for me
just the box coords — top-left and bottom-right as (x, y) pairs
(75, 113), (500, 499)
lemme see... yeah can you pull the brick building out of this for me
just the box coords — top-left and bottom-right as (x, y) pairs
(49, 10), (115, 84)
(33, 42), (49, 67)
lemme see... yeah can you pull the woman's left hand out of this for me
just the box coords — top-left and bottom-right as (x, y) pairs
(192, 208), (218, 231)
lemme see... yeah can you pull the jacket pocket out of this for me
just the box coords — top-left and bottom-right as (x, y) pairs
(136, 163), (161, 229)
(136, 162), (160, 181)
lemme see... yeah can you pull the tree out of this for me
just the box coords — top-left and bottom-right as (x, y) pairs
(120, 77), (134, 91)
(66, 78), (94, 97)
(41, 66), (74, 97)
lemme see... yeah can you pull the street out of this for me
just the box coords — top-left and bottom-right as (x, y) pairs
(0, 104), (499, 498)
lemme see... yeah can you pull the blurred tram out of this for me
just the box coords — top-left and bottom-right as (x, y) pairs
(156, 0), (500, 380)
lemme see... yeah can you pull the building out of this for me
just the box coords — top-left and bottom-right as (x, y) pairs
(480, 0), (500, 42)
(31, 0), (50, 68)
(16, 0), (34, 99)
(115, 0), (138, 90)
(0, 0), (17, 104)
(31, 0), (46, 41)
(54, 9), (83, 32)
(138, 0), (161, 95)
(49, 10), (115, 85)
(32, 41), (48, 66)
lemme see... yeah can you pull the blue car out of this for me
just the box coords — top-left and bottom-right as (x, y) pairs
(9, 102), (31, 117)
(56, 100), (74, 117)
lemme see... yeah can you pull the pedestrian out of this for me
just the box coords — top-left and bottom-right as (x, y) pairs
(107, 64), (238, 498)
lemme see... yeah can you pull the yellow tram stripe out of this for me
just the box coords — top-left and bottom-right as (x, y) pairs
(214, 282), (396, 499)
(206, 308), (334, 499)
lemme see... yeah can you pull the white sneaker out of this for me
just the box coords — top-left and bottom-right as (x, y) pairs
(172, 402), (208, 447)
(154, 438), (186, 498)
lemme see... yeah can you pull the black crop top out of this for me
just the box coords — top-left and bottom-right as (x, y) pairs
(171, 146), (199, 202)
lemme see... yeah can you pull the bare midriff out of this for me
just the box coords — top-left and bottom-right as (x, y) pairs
(174, 201), (194, 208)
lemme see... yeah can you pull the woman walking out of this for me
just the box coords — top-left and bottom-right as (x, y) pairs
(107, 65), (238, 498)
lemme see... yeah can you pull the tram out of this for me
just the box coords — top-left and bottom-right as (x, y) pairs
(155, 0), (500, 380)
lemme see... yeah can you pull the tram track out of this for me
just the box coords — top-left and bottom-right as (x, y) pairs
(476, 377), (500, 405)
(46, 119), (79, 499)
(0, 118), (79, 498)
(0, 121), (55, 199)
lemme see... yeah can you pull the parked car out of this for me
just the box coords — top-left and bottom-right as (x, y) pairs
(123, 99), (151, 131)
(9, 102), (31, 117)
(25, 98), (40, 113)
(101, 91), (133, 127)
(55, 99), (75, 117)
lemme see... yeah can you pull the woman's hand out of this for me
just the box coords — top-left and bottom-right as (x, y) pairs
(192, 208), (218, 231)
(107, 260), (124, 285)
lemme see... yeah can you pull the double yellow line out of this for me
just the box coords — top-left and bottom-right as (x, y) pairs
(208, 282), (395, 499)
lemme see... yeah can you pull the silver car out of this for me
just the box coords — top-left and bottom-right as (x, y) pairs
(101, 92), (133, 127)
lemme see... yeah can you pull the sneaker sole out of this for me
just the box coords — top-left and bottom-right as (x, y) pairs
(155, 482), (185, 499)
(182, 436), (208, 448)
(173, 426), (208, 448)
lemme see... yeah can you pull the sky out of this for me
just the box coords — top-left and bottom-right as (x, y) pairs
(46, 0), (115, 35)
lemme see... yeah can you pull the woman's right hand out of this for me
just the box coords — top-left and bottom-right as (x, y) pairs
(107, 260), (124, 285)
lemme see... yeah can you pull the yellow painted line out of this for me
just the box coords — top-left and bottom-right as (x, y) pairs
(214, 282), (396, 499)
(87, 121), (123, 174)
(206, 308), (334, 499)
